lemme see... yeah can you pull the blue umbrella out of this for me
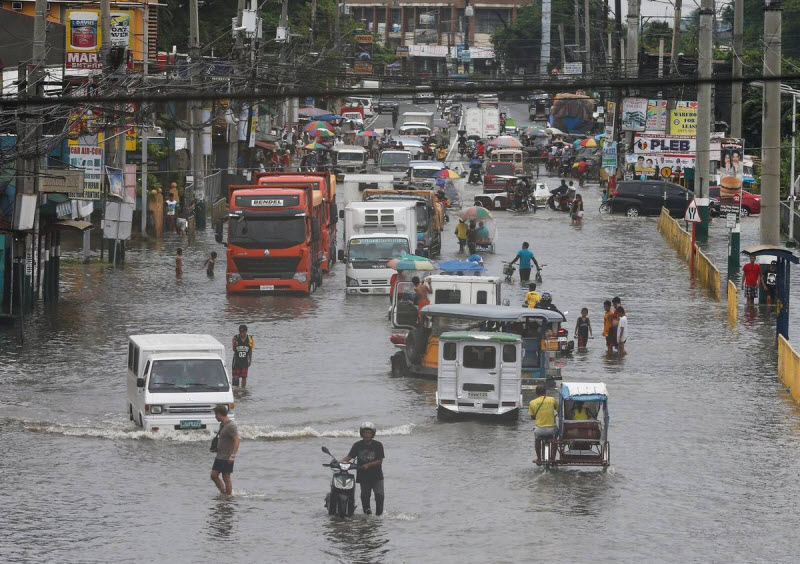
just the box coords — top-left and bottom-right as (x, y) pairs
(317, 114), (342, 121)
(438, 260), (486, 273)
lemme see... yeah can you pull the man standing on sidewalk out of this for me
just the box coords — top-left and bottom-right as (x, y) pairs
(742, 255), (761, 305)
(210, 405), (239, 496)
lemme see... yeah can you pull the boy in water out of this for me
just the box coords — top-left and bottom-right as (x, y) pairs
(602, 300), (615, 353)
(525, 283), (541, 308)
(203, 251), (217, 277)
(175, 248), (183, 279)
(574, 307), (592, 349)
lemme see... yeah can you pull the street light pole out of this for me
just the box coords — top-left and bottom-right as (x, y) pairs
(791, 91), (797, 243)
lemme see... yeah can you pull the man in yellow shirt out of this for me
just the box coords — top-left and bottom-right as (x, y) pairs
(524, 283), (541, 308)
(529, 385), (559, 465)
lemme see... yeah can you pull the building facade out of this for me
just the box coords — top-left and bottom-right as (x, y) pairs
(345, 0), (525, 77)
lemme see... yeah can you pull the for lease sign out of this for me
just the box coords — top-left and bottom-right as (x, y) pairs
(633, 134), (696, 154)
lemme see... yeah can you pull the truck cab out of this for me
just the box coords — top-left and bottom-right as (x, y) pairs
(126, 334), (233, 431)
(404, 161), (446, 190)
(437, 332), (522, 420)
(331, 145), (368, 179)
(379, 150), (413, 181)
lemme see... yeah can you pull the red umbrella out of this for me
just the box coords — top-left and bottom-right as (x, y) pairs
(488, 135), (522, 149)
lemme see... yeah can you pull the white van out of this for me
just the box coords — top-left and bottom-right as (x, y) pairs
(126, 334), (234, 431)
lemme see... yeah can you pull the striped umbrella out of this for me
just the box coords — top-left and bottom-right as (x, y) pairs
(304, 120), (331, 132)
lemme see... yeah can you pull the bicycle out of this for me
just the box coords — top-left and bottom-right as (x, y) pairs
(535, 265), (545, 284)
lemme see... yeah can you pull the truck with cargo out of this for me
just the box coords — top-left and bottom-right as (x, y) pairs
(464, 107), (500, 139)
(362, 189), (444, 257)
(338, 201), (417, 295)
(401, 111), (435, 130)
(221, 183), (324, 294)
(340, 174), (395, 208)
(255, 172), (338, 272)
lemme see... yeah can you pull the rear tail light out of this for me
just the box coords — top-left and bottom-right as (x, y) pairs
(390, 333), (406, 345)
(557, 328), (568, 336)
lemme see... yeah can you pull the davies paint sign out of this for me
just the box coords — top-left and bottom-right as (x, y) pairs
(633, 134), (696, 154)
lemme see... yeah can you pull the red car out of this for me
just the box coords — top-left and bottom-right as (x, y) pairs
(483, 162), (515, 192)
(709, 187), (761, 216)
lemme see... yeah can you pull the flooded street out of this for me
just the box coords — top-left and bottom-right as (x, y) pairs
(3, 103), (800, 562)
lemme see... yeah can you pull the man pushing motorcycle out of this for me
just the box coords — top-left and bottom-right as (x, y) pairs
(340, 422), (385, 515)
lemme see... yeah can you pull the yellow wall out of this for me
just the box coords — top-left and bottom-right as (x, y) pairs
(778, 335), (800, 405)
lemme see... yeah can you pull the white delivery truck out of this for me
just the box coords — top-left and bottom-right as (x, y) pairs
(338, 201), (417, 295)
(465, 107), (500, 139)
(126, 334), (234, 431)
(340, 174), (395, 208)
(401, 111), (435, 130)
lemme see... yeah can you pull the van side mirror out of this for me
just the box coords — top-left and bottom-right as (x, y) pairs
(136, 377), (145, 388)
(331, 203), (339, 223)
(311, 218), (321, 242)
(338, 249), (345, 262)
(339, 209), (345, 220)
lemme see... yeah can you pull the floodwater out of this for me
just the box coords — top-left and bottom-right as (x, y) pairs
(2, 101), (799, 563)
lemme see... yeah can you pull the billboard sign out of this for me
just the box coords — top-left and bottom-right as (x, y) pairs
(68, 145), (103, 200)
(66, 9), (135, 70)
(646, 99), (668, 131)
(634, 134), (696, 154)
(621, 97), (648, 132)
(354, 34), (374, 74)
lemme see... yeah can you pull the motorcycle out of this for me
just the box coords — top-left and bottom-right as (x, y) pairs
(458, 142), (467, 156)
(321, 446), (358, 517)
(468, 166), (482, 185)
(502, 261), (516, 283)
(508, 193), (537, 213)
(547, 190), (573, 212)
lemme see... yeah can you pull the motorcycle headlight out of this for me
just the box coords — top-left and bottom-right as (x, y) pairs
(227, 273), (241, 284)
(346, 277), (359, 287)
(293, 272), (308, 283)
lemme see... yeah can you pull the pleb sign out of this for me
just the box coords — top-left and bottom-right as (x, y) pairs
(684, 198), (701, 223)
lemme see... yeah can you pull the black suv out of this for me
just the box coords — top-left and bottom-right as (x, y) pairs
(610, 180), (693, 217)
(377, 98), (399, 113)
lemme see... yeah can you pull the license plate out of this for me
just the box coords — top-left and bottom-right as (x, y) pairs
(260, 285), (274, 291)
(180, 420), (202, 429)
(468, 392), (488, 398)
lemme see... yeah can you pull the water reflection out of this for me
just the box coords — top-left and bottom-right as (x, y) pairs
(522, 467), (614, 517)
(206, 496), (238, 540)
(322, 514), (390, 563)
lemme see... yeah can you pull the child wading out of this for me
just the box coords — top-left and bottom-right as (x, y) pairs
(574, 307), (592, 349)
(232, 325), (254, 388)
(203, 251), (217, 277)
(175, 248), (183, 279)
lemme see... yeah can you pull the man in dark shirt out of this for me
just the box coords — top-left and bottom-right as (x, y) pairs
(341, 422), (385, 515)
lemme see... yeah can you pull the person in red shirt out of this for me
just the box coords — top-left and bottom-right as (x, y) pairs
(742, 255), (762, 305)
(477, 141), (485, 158)
(577, 158), (588, 174)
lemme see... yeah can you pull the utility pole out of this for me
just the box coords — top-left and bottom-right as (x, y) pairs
(540, 0), (552, 77)
(311, 0), (317, 41)
(573, 0), (581, 52)
(730, 0), (743, 138)
(626, 0), (640, 79)
(695, 0), (714, 239)
(558, 24), (567, 69)
(761, 0), (782, 246)
(584, 0), (591, 74)
(140, 1), (149, 238)
(101, 0), (112, 261)
(189, 0), (204, 238)
(229, 0), (247, 175)
(670, 0), (682, 75)
(614, 0), (622, 72)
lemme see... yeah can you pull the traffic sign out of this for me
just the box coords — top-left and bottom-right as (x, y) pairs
(684, 198), (701, 223)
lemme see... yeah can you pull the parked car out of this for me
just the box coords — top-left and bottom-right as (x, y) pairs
(377, 98), (399, 113)
(609, 180), (693, 217)
(709, 187), (762, 216)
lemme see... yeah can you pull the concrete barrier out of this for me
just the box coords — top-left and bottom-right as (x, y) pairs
(696, 246), (721, 301)
(778, 335), (800, 405)
(656, 207), (691, 262)
(656, 207), (720, 300)
(727, 280), (737, 326)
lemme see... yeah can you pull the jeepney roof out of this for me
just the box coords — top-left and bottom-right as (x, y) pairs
(560, 382), (608, 401)
(440, 331), (521, 344)
(420, 304), (565, 322)
(427, 274), (501, 284)
(332, 145), (367, 153)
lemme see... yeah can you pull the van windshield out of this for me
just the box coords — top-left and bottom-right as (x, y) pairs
(381, 152), (411, 165)
(337, 152), (365, 162)
(148, 359), (229, 392)
(413, 168), (442, 178)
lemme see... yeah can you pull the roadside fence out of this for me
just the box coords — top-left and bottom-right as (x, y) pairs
(727, 280), (737, 327)
(656, 207), (720, 301)
(778, 335), (800, 405)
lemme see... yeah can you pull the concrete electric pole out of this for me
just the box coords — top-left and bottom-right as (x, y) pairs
(540, 0), (552, 77)
(670, 0), (682, 75)
(730, 0), (743, 138)
(584, 0), (591, 74)
(189, 0), (204, 240)
(695, 0), (714, 238)
(761, 0), (782, 246)
(626, 0), (640, 79)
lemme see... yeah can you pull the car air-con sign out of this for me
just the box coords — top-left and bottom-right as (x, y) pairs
(235, 195), (299, 207)
(633, 134), (696, 154)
